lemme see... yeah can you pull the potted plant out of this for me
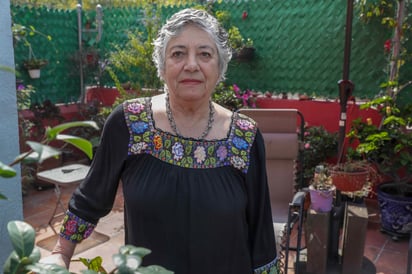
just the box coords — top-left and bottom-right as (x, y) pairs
(348, 95), (412, 238)
(348, 0), (412, 239)
(228, 26), (255, 61)
(235, 38), (255, 60)
(308, 165), (336, 213)
(13, 23), (52, 79)
(201, 5), (255, 62)
(329, 160), (376, 200)
(23, 58), (48, 79)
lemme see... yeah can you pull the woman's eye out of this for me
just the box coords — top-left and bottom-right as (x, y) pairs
(171, 51), (184, 58)
(200, 52), (212, 58)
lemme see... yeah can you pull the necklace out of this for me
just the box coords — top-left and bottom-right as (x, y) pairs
(165, 93), (215, 139)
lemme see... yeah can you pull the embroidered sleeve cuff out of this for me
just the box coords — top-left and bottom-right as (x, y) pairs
(254, 257), (279, 274)
(59, 210), (96, 243)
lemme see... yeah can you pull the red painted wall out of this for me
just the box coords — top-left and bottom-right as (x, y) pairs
(256, 98), (382, 133)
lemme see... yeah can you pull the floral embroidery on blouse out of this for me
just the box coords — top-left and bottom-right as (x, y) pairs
(59, 210), (96, 243)
(123, 98), (257, 173)
(254, 257), (279, 274)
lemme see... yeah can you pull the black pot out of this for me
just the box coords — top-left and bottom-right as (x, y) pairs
(377, 182), (412, 239)
(233, 47), (255, 61)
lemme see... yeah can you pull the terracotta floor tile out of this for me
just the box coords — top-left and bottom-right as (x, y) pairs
(383, 236), (409, 253)
(375, 249), (408, 274)
(363, 245), (381, 263)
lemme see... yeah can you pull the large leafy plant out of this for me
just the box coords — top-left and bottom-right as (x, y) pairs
(348, 0), (412, 184)
(0, 121), (99, 199)
(3, 220), (173, 274)
(1, 119), (173, 273)
(348, 95), (412, 183)
(107, 3), (162, 92)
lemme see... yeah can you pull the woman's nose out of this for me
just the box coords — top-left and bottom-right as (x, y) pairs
(184, 54), (199, 72)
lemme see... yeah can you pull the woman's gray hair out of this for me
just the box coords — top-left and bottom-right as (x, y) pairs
(152, 8), (232, 82)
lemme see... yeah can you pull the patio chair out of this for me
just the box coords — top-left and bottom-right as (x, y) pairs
(239, 108), (307, 274)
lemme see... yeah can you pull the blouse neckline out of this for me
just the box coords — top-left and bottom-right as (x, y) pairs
(146, 96), (236, 142)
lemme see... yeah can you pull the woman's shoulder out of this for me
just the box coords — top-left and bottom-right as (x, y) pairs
(232, 110), (258, 134)
(122, 97), (151, 113)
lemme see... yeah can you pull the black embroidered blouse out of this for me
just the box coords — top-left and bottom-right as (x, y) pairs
(60, 97), (277, 274)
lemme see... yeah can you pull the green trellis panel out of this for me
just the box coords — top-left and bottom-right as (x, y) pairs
(11, 1), (407, 104)
(13, 6), (80, 104)
(220, 0), (390, 99)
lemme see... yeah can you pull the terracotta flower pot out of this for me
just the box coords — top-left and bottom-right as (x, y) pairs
(330, 167), (369, 193)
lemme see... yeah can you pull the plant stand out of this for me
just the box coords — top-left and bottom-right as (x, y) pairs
(340, 202), (369, 274)
(305, 209), (330, 274)
(304, 202), (373, 274)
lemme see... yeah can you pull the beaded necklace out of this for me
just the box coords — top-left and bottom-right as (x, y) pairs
(165, 93), (215, 139)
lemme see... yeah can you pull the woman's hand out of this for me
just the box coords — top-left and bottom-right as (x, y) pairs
(40, 236), (76, 269)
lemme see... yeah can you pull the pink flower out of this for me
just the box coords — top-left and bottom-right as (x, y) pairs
(304, 143), (310, 149)
(233, 84), (240, 93)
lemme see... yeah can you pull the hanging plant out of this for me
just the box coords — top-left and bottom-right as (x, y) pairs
(23, 46), (48, 78)
(23, 58), (48, 70)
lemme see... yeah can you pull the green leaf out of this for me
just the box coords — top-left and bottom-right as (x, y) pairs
(0, 193), (7, 200)
(112, 254), (127, 268)
(46, 121), (99, 142)
(4, 246), (42, 274)
(3, 251), (24, 274)
(28, 247), (41, 264)
(25, 141), (61, 163)
(56, 134), (94, 159)
(138, 265), (174, 274)
(0, 162), (16, 178)
(119, 245), (151, 257)
(0, 65), (16, 74)
(27, 263), (71, 274)
(78, 256), (105, 272)
(7, 221), (35, 259)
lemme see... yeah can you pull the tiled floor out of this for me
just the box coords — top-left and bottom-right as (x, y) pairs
(23, 181), (409, 274)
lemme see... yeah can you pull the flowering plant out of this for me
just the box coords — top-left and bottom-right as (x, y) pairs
(16, 83), (36, 110)
(348, 0), (412, 184)
(298, 125), (338, 186)
(212, 82), (256, 111)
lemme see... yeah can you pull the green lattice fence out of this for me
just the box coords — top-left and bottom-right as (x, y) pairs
(12, 1), (410, 104)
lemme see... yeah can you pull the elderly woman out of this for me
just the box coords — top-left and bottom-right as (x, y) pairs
(45, 8), (278, 274)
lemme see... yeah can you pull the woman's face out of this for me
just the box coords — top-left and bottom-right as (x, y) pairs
(162, 24), (220, 102)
